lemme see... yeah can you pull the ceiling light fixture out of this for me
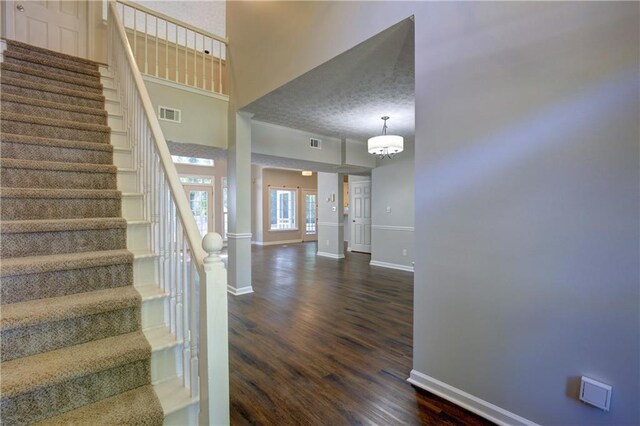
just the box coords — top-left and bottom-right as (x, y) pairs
(301, 170), (313, 176)
(368, 116), (403, 159)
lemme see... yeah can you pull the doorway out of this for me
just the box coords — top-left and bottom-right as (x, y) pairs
(183, 185), (214, 237)
(303, 190), (318, 242)
(349, 180), (371, 253)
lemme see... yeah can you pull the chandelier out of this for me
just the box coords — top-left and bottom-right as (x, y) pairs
(367, 116), (404, 159)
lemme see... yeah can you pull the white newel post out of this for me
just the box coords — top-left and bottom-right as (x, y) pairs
(199, 232), (230, 426)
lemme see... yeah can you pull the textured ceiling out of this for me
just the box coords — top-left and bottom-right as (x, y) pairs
(241, 18), (415, 142)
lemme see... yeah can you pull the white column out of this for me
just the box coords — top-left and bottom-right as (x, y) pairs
(227, 111), (253, 295)
(316, 172), (345, 259)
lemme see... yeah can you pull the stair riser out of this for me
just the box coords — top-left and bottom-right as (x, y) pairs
(108, 114), (125, 131)
(106, 99), (123, 116)
(1, 198), (121, 220)
(1, 120), (109, 143)
(1, 141), (113, 165)
(111, 131), (128, 147)
(151, 345), (181, 384)
(1, 100), (107, 125)
(0, 359), (151, 425)
(142, 297), (167, 330)
(3, 56), (100, 82)
(123, 195), (144, 221)
(1, 263), (132, 305)
(114, 149), (134, 169)
(1, 228), (126, 258)
(134, 257), (158, 284)
(1, 167), (117, 190)
(7, 45), (99, 73)
(128, 223), (151, 251)
(118, 170), (139, 192)
(2, 83), (103, 110)
(1, 307), (140, 361)
(1, 68), (103, 95)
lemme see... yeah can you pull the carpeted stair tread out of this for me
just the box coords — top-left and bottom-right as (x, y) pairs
(0, 331), (150, 399)
(0, 62), (103, 92)
(1, 187), (121, 199)
(1, 133), (113, 153)
(1, 158), (116, 174)
(1, 218), (127, 234)
(1, 112), (110, 133)
(0, 249), (133, 278)
(35, 385), (164, 426)
(5, 39), (102, 69)
(1, 286), (140, 331)
(2, 50), (101, 77)
(1, 93), (107, 118)
(1, 76), (105, 103)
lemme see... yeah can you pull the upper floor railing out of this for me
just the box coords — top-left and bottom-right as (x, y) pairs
(113, 0), (228, 96)
(107, 2), (229, 423)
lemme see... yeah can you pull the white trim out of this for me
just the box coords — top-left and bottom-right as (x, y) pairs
(317, 222), (344, 227)
(371, 225), (414, 232)
(142, 74), (230, 101)
(370, 260), (414, 272)
(227, 233), (252, 240)
(408, 370), (538, 426)
(227, 285), (253, 296)
(253, 239), (302, 246)
(0, 39), (6, 63)
(316, 251), (345, 259)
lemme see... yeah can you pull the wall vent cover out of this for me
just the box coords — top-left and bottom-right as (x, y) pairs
(159, 106), (181, 123)
(310, 138), (322, 149)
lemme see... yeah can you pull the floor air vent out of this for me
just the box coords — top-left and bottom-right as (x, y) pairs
(310, 138), (321, 149)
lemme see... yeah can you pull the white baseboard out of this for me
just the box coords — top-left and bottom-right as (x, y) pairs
(408, 370), (538, 426)
(369, 260), (414, 272)
(227, 285), (253, 296)
(253, 239), (302, 246)
(316, 251), (345, 259)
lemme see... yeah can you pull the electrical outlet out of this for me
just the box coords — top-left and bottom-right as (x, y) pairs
(326, 240), (330, 246)
(402, 249), (407, 256)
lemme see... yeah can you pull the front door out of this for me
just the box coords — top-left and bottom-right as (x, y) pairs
(303, 190), (318, 242)
(183, 185), (214, 237)
(10, 0), (88, 58)
(350, 180), (371, 253)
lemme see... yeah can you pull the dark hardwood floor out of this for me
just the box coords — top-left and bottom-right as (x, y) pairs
(228, 242), (493, 426)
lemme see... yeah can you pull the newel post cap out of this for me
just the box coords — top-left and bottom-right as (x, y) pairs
(203, 232), (223, 256)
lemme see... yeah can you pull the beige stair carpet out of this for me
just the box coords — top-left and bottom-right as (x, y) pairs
(0, 39), (164, 425)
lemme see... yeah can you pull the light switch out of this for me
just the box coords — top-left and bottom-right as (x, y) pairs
(580, 376), (612, 411)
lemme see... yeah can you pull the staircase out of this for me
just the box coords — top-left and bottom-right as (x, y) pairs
(0, 40), (198, 424)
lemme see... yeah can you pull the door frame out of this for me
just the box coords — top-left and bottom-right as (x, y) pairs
(302, 189), (318, 242)
(349, 179), (372, 254)
(183, 184), (214, 236)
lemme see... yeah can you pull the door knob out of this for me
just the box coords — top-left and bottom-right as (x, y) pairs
(16, 4), (24, 11)
(352, 220), (355, 222)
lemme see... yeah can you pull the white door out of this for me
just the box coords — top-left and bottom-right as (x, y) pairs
(11, 0), (88, 58)
(183, 185), (214, 237)
(350, 180), (371, 253)
(303, 190), (318, 242)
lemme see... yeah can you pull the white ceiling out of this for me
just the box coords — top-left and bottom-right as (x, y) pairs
(241, 18), (415, 142)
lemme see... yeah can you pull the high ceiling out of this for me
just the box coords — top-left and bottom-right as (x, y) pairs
(241, 18), (415, 142)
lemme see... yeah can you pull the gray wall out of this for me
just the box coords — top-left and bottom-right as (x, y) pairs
(144, 79), (228, 148)
(228, 2), (640, 424)
(371, 138), (414, 269)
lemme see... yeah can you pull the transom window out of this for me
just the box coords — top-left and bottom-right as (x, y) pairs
(171, 155), (214, 166)
(270, 188), (297, 231)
